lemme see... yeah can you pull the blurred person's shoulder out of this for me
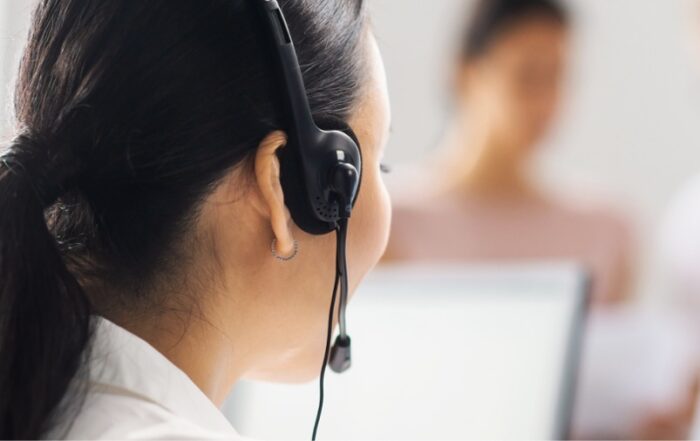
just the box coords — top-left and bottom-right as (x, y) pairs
(383, 167), (459, 262)
(545, 188), (636, 246)
(388, 166), (458, 218)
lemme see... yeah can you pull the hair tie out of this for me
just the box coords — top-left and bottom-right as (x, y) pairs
(1, 132), (79, 208)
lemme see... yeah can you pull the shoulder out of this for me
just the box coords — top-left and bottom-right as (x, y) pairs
(52, 391), (237, 440)
(389, 192), (454, 243)
(548, 191), (635, 242)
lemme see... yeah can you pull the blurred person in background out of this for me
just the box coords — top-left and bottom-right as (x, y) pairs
(384, 0), (635, 306)
(382, 0), (699, 439)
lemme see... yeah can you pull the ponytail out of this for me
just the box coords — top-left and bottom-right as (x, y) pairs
(0, 134), (92, 438)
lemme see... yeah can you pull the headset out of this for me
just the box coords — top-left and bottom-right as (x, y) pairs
(251, 0), (362, 439)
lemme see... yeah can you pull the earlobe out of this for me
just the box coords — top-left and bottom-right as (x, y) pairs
(254, 131), (297, 258)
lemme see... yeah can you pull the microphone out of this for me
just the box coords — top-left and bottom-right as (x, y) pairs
(329, 335), (351, 373)
(312, 159), (358, 440)
(327, 162), (357, 374)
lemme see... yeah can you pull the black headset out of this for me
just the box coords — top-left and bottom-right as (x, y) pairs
(251, 0), (362, 438)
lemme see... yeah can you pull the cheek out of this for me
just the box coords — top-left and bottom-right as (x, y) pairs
(482, 77), (523, 132)
(346, 166), (391, 292)
(494, 85), (544, 142)
(515, 93), (559, 144)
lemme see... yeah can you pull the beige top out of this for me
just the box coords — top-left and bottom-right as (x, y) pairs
(386, 190), (634, 304)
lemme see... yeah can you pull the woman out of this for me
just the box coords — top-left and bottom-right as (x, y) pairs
(0, 0), (391, 438)
(385, 0), (634, 305)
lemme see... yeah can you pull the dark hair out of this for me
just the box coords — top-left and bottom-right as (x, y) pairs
(0, 0), (368, 438)
(461, 0), (569, 60)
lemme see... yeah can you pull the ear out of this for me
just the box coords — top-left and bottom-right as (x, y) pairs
(254, 131), (296, 258)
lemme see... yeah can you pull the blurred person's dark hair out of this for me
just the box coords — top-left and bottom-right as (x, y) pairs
(462, 0), (570, 60)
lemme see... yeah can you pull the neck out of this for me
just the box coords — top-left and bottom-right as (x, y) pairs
(443, 123), (535, 200)
(105, 287), (251, 406)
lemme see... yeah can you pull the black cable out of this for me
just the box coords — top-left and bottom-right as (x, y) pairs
(312, 224), (344, 440)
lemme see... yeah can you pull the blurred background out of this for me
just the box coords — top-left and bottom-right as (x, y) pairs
(5, 0), (700, 439)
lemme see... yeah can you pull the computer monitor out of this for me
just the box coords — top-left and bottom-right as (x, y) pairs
(225, 263), (590, 440)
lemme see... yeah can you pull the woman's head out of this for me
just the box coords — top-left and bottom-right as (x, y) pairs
(456, 0), (570, 157)
(0, 0), (390, 437)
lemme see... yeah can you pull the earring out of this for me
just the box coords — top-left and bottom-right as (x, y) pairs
(271, 238), (299, 262)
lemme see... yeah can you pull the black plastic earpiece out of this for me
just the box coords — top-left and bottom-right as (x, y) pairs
(277, 128), (361, 234)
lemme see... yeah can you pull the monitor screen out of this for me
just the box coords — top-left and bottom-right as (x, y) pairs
(225, 263), (589, 440)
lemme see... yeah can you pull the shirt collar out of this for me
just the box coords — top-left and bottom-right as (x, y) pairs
(89, 317), (238, 436)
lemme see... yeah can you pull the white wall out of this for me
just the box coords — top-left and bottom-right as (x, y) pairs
(1, 1), (699, 299)
(0, 0), (33, 136)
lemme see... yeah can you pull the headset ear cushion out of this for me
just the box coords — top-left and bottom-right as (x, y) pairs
(278, 116), (364, 235)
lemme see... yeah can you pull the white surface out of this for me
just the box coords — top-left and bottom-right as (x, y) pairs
(574, 306), (698, 437)
(659, 174), (700, 310)
(226, 264), (587, 440)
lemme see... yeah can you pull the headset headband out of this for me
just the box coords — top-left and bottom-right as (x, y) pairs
(252, 0), (318, 141)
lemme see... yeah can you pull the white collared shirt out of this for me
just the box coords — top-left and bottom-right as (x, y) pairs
(47, 318), (241, 440)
